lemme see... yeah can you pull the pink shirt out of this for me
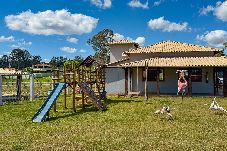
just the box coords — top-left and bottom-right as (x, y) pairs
(178, 79), (187, 91)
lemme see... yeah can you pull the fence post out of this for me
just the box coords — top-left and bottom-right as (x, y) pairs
(30, 74), (35, 101)
(0, 75), (3, 105)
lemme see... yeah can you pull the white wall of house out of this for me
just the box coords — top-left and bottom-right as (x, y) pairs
(109, 44), (137, 63)
(192, 67), (214, 94)
(129, 67), (214, 95)
(105, 67), (125, 94)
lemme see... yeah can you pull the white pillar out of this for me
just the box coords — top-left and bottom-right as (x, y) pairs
(30, 74), (35, 101)
(128, 68), (131, 92)
(0, 75), (3, 105)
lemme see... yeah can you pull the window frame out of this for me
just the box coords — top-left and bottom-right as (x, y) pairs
(142, 68), (165, 82)
(191, 68), (202, 82)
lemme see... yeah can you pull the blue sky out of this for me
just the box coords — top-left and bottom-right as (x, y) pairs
(0, 0), (227, 62)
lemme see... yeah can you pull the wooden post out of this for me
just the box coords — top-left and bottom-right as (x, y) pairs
(73, 64), (76, 112)
(137, 66), (139, 92)
(29, 74), (34, 101)
(156, 68), (160, 96)
(213, 68), (216, 96)
(64, 66), (67, 109)
(81, 66), (85, 109)
(144, 62), (148, 101)
(0, 75), (3, 105)
(16, 75), (22, 101)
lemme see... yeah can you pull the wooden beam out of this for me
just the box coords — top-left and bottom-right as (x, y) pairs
(0, 75), (2, 105)
(137, 66), (139, 92)
(144, 62), (148, 101)
(156, 68), (160, 96)
(64, 66), (67, 109)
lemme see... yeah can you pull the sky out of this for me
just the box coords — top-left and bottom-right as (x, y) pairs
(0, 0), (227, 62)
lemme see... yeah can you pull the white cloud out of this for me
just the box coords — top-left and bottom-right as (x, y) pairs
(5, 9), (98, 35)
(113, 33), (125, 41)
(67, 37), (78, 44)
(196, 30), (227, 47)
(147, 16), (189, 32)
(60, 47), (77, 53)
(11, 39), (32, 49)
(200, 1), (227, 22)
(90, 0), (112, 9)
(0, 36), (15, 42)
(79, 49), (87, 53)
(153, 0), (164, 7)
(199, 5), (214, 16)
(128, 0), (149, 9)
(113, 33), (145, 46)
(134, 37), (145, 46)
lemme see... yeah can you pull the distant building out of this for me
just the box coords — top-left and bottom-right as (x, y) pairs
(32, 64), (51, 73)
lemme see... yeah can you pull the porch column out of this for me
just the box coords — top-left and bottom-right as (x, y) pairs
(156, 68), (160, 95)
(137, 66), (139, 92)
(124, 68), (128, 95)
(144, 62), (148, 101)
(128, 68), (131, 92)
(223, 68), (227, 97)
(0, 75), (3, 105)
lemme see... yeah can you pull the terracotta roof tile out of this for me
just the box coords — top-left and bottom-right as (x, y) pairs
(125, 40), (221, 54)
(109, 39), (138, 45)
(111, 56), (227, 67)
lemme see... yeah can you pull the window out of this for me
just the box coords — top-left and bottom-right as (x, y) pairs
(191, 68), (202, 82)
(142, 68), (164, 81)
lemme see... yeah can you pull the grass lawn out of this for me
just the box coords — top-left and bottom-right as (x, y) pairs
(0, 96), (227, 150)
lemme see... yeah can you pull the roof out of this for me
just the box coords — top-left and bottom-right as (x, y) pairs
(107, 58), (130, 66)
(109, 56), (227, 67)
(0, 68), (24, 75)
(80, 56), (105, 67)
(109, 39), (138, 45)
(125, 40), (222, 54)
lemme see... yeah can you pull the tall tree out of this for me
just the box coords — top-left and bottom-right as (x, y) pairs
(32, 55), (42, 65)
(49, 56), (67, 68)
(224, 42), (227, 48)
(0, 55), (10, 68)
(10, 49), (32, 69)
(87, 29), (114, 63)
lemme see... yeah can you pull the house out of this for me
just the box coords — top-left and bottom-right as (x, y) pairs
(105, 40), (227, 96)
(32, 63), (51, 73)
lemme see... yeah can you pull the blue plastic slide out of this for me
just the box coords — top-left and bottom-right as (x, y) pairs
(32, 83), (66, 122)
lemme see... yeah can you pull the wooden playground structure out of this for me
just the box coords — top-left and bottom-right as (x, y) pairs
(51, 56), (106, 113)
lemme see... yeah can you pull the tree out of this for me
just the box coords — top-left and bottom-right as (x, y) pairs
(32, 55), (42, 65)
(10, 49), (32, 69)
(74, 55), (84, 62)
(224, 42), (227, 48)
(87, 29), (114, 63)
(49, 56), (67, 68)
(0, 55), (10, 68)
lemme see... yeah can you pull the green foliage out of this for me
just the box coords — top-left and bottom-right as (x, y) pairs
(64, 59), (81, 70)
(215, 49), (225, 57)
(32, 55), (42, 65)
(1, 97), (227, 150)
(87, 29), (114, 63)
(49, 56), (67, 68)
(224, 42), (227, 48)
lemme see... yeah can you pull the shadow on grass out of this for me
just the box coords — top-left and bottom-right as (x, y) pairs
(104, 98), (135, 105)
(47, 105), (99, 121)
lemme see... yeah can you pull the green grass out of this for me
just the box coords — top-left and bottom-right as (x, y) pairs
(1, 96), (227, 150)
